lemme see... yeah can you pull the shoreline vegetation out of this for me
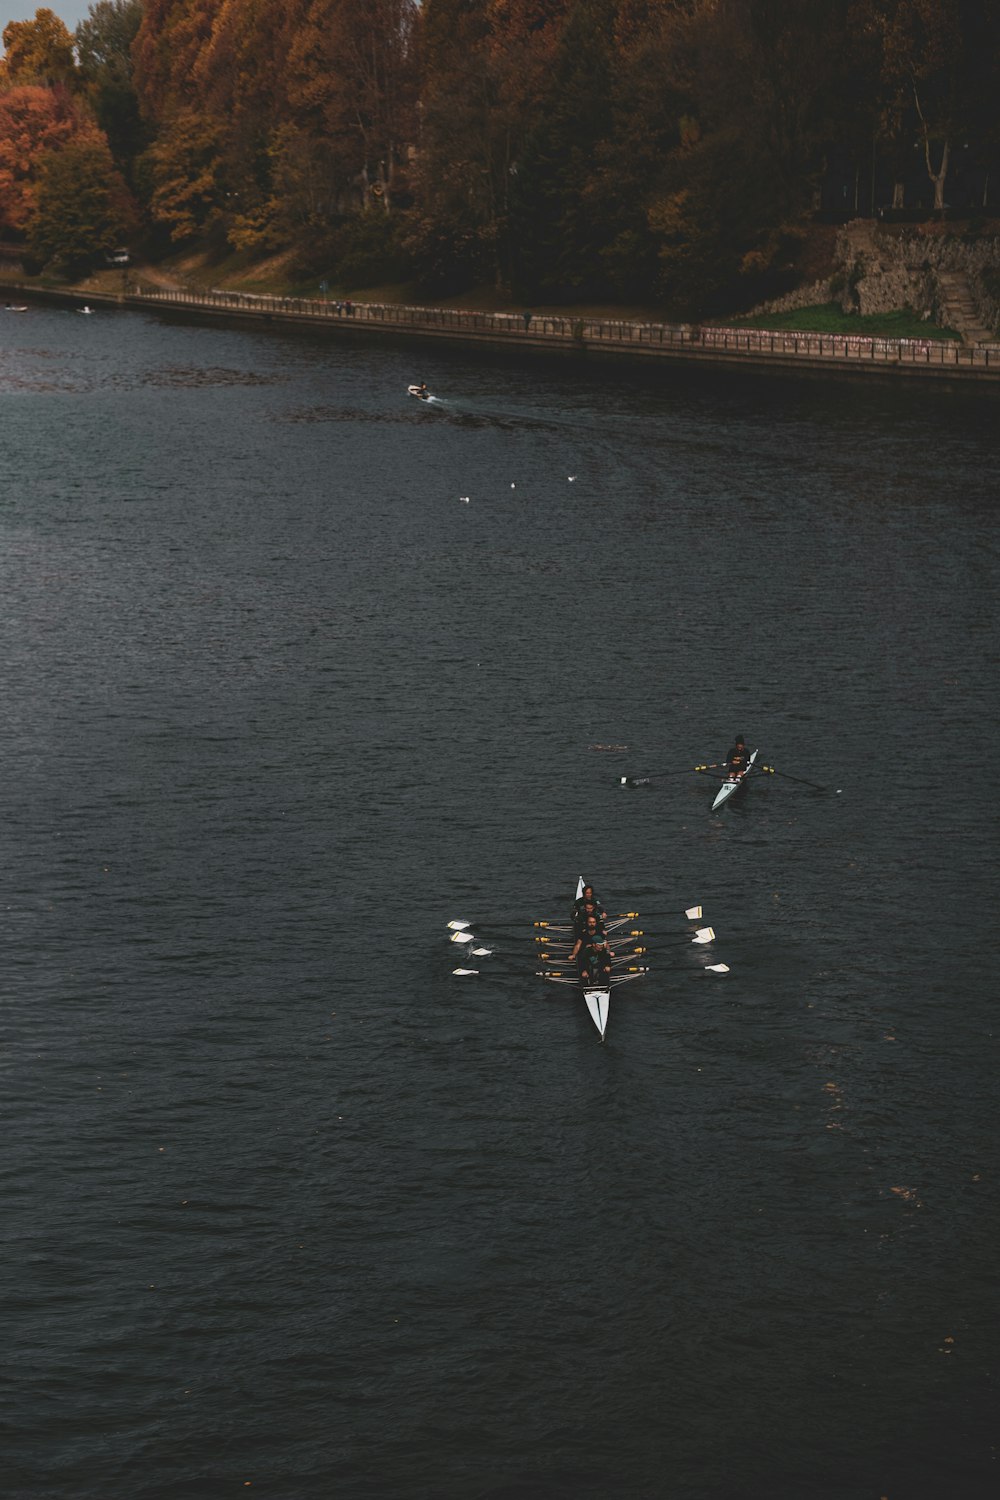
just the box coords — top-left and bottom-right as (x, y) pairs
(3, 4), (1000, 348)
(0, 240), (967, 345)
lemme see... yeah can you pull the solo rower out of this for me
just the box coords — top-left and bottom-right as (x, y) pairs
(724, 735), (750, 775)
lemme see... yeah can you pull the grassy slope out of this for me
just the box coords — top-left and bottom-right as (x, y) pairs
(725, 304), (961, 340)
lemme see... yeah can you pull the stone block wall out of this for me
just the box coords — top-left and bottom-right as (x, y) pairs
(744, 223), (1000, 331)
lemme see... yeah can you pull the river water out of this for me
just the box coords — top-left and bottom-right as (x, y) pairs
(2, 304), (997, 1500)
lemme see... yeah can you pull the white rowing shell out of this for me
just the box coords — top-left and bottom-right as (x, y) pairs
(583, 987), (611, 1039)
(577, 875), (611, 1038)
(712, 748), (758, 811)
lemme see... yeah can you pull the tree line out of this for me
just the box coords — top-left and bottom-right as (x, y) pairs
(2, 1), (999, 314)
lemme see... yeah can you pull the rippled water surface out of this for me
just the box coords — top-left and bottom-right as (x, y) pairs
(2, 304), (997, 1499)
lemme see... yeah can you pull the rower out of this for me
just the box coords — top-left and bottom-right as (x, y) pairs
(569, 924), (614, 982)
(573, 900), (606, 939)
(575, 937), (614, 986)
(571, 883), (606, 928)
(416, 382), (429, 399)
(724, 735), (749, 775)
(573, 913), (606, 946)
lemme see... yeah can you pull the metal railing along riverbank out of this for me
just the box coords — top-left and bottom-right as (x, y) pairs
(115, 284), (1000, 381)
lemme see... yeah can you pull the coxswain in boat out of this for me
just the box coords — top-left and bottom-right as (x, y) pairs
(571, 883), (606, 929)
(416, 382), (429, 399)
(724, 735), (750, 775)
(569, 927), (615, 986)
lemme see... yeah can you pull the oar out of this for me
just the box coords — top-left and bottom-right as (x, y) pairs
(639, 963), (731, 978)
(538, 946), (650, 963)
(449, 918), (586, 934)
(637, 927), (715, 948)
(450, 903), (703, 930)
(540, 926), (709, 954)
(537, 966), (650, 979)
(452, 965), (522, 978)
(536, 927), (643, 943)
(760, 764), (842, 793)
(620, 764), (723, 787)
(451, 952), (526, 977)
(448, 930), (495, 955)
(540, 928), (709, 953)
(610, 906), (703, 921)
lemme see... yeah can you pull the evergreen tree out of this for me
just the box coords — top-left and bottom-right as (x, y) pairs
(75, 1), (149, 184)
(511, 0), (617, 299)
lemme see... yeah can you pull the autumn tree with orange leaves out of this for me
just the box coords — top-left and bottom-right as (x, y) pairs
(4, 0), (1000, 310)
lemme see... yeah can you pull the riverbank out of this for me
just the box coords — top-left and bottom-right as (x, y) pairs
(5, 276), (1000, 384)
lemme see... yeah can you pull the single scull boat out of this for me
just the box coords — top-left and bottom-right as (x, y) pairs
(711, 748), (759, 811)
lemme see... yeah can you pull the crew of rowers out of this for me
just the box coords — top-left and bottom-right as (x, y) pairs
(567, 884), (615, 987)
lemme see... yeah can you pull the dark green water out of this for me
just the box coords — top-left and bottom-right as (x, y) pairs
(2, 304), (996, 1499)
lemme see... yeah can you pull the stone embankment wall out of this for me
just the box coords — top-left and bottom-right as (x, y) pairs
(5, 279), (1000, 381)
(749, 222), (1000, 334)
(750, 277), (835, 318)
(911, 238), (1000, 335)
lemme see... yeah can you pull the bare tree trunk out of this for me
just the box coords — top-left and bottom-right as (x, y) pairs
(927, 138), (949, 210)
(913, 84), (949, 213)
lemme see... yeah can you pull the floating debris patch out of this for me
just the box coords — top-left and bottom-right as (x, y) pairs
(147, 365), (278, 388)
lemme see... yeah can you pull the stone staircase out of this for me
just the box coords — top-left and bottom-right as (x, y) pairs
(935, 269), (994, 345)
(839, 220), (996, 344)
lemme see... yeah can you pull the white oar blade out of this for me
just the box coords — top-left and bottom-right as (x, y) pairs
(705, 963), (729, 973)
(692, 926), (715, 944)
(685, 905), (703, 921)
(470, 946), (492, 957)
(452, 967), (480, 976)
(450, 930), (475, 945)
(447, 919), (471, 931)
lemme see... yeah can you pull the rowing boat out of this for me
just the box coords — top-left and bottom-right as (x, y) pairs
(448, 885), (727, 1036)
(537, 877), (649, 1041)
(573, 877), (610, 1038)
(711, 748), (759, 810)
